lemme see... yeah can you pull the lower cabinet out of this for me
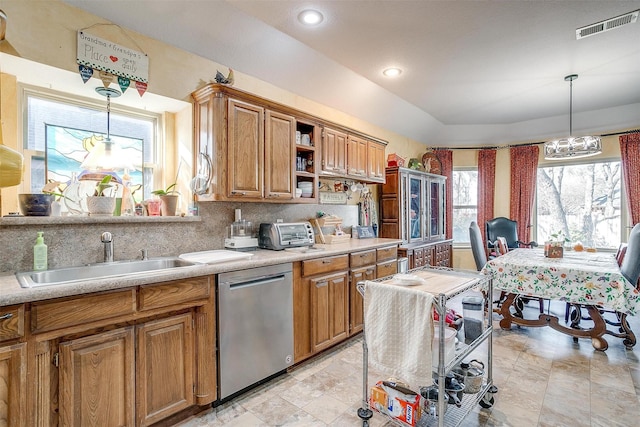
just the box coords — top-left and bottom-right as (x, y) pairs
(23, 276), (214, 427)
(137, 314), (194, 426)
(400, 240), (453, 269)
(349, 265), (375, 335)
(59, 328), (136, 427)
(310, 272), (349, 353)
(0, 342), (26, 427)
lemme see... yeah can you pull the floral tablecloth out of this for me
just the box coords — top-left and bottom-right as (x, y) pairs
(482, 248), (640, 315)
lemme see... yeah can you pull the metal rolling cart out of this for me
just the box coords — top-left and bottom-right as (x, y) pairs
(357, 267), (497, 427)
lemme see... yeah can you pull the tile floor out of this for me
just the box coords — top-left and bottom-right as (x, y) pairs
(177, 302), (640, 426)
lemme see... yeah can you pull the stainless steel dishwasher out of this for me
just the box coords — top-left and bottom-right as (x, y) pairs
(218, 263), (294, 399)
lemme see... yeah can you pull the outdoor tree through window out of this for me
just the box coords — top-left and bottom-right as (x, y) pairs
(536, 161), (621, 249)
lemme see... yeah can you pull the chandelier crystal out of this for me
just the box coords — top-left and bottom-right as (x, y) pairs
(544, 74), (602, 160)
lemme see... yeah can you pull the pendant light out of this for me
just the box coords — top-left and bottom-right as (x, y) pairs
(80, 87), (134, 171)
(544, 74), (602, 160)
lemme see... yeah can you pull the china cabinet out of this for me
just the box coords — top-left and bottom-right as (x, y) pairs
(380, 167), (452, 268)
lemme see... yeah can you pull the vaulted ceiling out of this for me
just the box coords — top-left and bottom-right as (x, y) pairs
(63, 0), (640, 147)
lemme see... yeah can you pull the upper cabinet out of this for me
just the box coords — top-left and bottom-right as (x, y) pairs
(192, 84), (387, 203)
(380, 167), (447, 243)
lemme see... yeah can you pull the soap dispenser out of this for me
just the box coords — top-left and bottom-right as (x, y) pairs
(33, 231), (48, 271)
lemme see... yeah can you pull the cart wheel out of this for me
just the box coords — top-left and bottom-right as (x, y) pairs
(479, 394), (495, 408)
(357, 407), (373, 424)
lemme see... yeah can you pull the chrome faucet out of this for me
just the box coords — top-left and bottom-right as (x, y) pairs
(101, 231), (113, 263)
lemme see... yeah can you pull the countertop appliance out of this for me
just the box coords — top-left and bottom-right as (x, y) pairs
(258, 222), (315, 250)
(225, 208), (258, 251)
(218, 263), (294, 399)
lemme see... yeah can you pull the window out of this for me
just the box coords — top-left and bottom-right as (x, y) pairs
(536, 161), (621, 249)
(23, 90), (159, 212)
(452, 169), (478, 244)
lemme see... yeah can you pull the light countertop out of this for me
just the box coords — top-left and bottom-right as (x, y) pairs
(0, 238), (401, 306)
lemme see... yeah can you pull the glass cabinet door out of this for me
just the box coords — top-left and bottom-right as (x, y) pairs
(429, 178), (446, 240)
(400, 173), (408, 242)
(408, 175), (423, 242)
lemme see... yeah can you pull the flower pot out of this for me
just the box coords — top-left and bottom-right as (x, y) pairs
(86, 196), (116, 216)
(160, 194), (179, 216)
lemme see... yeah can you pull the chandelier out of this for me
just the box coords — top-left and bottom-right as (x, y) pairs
(544, 74), (602, 160)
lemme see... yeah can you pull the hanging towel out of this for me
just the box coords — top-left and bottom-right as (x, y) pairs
(363, 280), (434, 389)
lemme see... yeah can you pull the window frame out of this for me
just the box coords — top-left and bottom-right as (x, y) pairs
(18, 84), (162, 199)
(452, 167), (478, 247)
(533, 156), (629, 250)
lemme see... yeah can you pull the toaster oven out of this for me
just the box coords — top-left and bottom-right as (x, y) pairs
(258, 222), (315, 250)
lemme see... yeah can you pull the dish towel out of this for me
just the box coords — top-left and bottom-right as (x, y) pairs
(363, 280), (434, 389)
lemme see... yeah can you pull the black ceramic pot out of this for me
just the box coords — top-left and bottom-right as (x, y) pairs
(18, 194), (54, 216)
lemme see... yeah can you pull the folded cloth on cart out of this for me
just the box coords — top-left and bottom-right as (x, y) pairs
(363, 280), (434, 389)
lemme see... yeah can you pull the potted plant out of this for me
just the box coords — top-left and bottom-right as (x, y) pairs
(545, 230), (569, 258)
(86, 175), (117, 216)
(152, 183), (179, 216)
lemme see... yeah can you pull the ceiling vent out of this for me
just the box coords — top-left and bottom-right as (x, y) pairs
(576, 9), (639, 40)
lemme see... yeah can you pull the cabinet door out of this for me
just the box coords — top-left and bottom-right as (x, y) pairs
(0, 343), (26, 427)
(137, 314), (194, 426)
(322, 127), (347, 174)
(367, 141), (386, 182)
(59, 327), (135, 427)
(310, 272), (349, 352)
(349, 266), (375, 335)
(428, 177), (447, 241)
(408, 175), (425, 242)
(413, 247), (425, 268)
(265, 110), (295, 199)
(227, 99), (264, 198)
(346, 135), (367, 178)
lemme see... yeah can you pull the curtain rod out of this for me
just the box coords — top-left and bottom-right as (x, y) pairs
(431, 129), (640, 151)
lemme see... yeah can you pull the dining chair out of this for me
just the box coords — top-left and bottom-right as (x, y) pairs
(620, 223), (640, 287)
(485, 217), (537, 257)
(566, 224), (640, 325)
(469, 221), (488, 271)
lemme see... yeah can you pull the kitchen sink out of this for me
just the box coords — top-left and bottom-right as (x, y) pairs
(16, 257), (198, 288)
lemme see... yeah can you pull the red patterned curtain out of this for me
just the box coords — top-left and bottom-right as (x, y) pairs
(435, 149), (453, 239)
(620, 132), (640, 225)
(509, 145), (539, 243)
(477, 149), (496, 242)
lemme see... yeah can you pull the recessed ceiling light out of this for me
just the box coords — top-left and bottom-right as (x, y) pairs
(383, 67), (403, 77)
(298, 9), (323, 25)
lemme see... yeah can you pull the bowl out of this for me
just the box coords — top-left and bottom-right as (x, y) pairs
(19, 194), (54, 216)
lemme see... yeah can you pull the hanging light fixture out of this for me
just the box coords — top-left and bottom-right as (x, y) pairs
(544, 74), (602, 160)
(81, 87), (135, 171)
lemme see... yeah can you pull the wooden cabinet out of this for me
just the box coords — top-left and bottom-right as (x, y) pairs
(137, 314), (194, 426)
(294, 255), (349, 362)
(23, 276), (214, 427)
(346, 135), (368, 179)
(310, 272), (349, 353)
(227, 99), (265, 198)
(349, 250), (377, 335)
(59, 328), (135, 427)
(0, 342), (26, 427)
(294, 120), (320, 202)
(193, 84), (305, 202)
(321, 127), (347, 175)
(381, 166), (451, 269)
(367, 140), (386, 182)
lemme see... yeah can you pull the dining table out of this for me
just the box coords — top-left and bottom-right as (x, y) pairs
(482, 248), (639, 351)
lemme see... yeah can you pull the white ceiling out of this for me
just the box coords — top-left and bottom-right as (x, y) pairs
(61, 0), (640, 147)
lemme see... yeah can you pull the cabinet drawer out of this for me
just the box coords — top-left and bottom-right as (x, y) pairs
(31, 289), (136, 334)
(302, 254), (349, 277)
(376, 246), (397, 262)
(350, 250), (376, 268)
(377, 260), (398, 279)
(139, 276), (210, 311)
(0, 304), (25, 342)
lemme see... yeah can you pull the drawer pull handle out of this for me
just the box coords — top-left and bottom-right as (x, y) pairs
(316, 281), (328, 288)
(0, 313), (13, 320)
(322, 260), (332, 264)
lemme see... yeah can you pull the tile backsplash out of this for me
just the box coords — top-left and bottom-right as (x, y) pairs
(0, 202), (359, 273)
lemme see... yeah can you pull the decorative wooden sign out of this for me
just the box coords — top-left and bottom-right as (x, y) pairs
(77, 31), (149, 83)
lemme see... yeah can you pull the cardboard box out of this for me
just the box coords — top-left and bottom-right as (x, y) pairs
(370, 381), (422, 426)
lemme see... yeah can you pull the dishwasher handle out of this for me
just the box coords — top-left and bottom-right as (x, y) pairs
(224, 274), (286, 290)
